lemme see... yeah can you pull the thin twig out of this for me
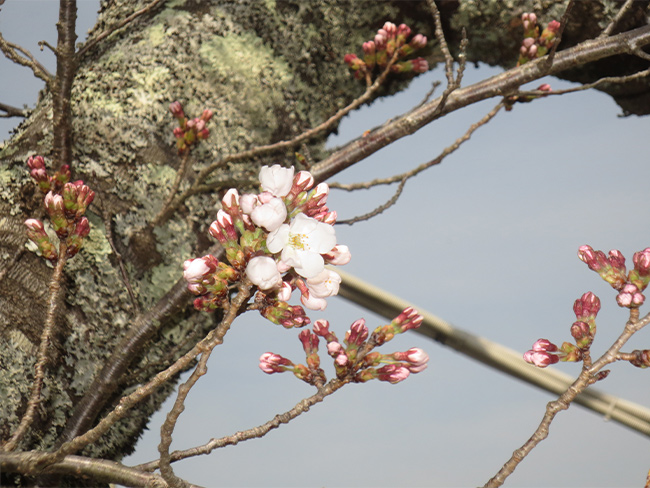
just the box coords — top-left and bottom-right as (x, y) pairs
(601, 0), (637, 37)
(77, 0), (168, 57)
(150, 53), (402, 229)
(0, 102), (27, 118)
(426, 0), (454, 85)
(484, 309), (650, 487)
(331, 102), (504, 193)
(157, 341), (214, 487)
(135, 378), (347, 472)
(337, 178), (406, 225)
(2, 246), (69, 452)
(511, 67), (650, 98)
(0, 33), (53, 83)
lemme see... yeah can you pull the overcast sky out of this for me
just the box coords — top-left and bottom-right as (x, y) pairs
(2, 2), (650, 487)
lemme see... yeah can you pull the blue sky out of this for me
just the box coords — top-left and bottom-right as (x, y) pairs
(2, 2), (650, 487)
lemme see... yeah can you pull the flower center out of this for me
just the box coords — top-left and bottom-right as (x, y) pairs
(289, 232), (308, 250)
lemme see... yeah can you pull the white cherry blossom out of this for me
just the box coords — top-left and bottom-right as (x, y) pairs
(266, 213), (336, 279)
(259, 164), (294, 198)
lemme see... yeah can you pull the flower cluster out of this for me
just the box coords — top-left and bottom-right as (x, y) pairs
(578, 245), (650, 308)
(24, 156), (95, 262)
(259, 307), (428, 386)
(517, 13), (561, 66)
(344, 22), (428, 84)
(525, 246), (650, 369)
(169, 101), (213, 154)
(524, 292), (600, 368)
(183, 165), (350, 326)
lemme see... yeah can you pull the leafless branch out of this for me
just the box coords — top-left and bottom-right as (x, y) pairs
(0, 101), (27, 118)
(0, 452), (193, 488)
(601, 0), (637, 37)
(135, 378), (347, 472)
(0, 33), (53, 83)
(51, 0), (78, 169)
(484, 309), (650, 487)
(513, 68), (650, 97)
(311, 24), (650, 183)
(2, 246), (69, 452)
(337, 178), (406, 225)
(77, 0), (167, 57)
(427, 0), (454, 85)
(331, 101), (503, 192)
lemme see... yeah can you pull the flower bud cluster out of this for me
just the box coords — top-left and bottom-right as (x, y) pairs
(344, 22), (428, 83)
(27, 155), (72, 194)
(24, 157), (95, 262)
(578, 245), (650, 308)
(259, 309), (428, 386)
(524, 291), (605, 369)
(184, 165), (350, 326)
(517, 13), (561, 66)
(169, 101), (213, 154)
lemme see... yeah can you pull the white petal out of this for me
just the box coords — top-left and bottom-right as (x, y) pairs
(266, 224), (290, 253)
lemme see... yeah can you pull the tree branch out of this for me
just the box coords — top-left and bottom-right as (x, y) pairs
(0, 33), (53, 83)
(2, 247), (69, 452)
(311, 24), (650, 183)
(51, 0), (78, 170)
(0, 101), (27, 118)
(484, 309), (650, 487)
(135, 378), (347, 472)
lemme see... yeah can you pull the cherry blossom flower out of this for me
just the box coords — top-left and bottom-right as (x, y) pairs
(266, 213), (337, 278)
(250, 197), (287, 232)
(259, 164), (294, 198)
(246, 255), (282, 290)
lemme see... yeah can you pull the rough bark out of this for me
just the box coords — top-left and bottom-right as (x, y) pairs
(0, 0), (648, 486)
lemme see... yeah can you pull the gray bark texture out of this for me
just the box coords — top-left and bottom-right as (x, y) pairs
(0, 0), (648, 486)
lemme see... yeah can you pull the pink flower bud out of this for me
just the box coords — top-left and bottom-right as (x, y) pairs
(362, 41), (376, 55)
(537, 83), (552, 92)
(410, 34), (427, 50)
(259, 352), (293, 373)
(546, 20), (561, 33)
(616, 284), (645, 308)
(523, 350), (559, 368)
(633, 248), (650, 275)
(570, 321), (591, 348)
(382, 22), (397, 38)
(293, 170), (315, 193)
(201, 108), (213, 121)
(313, 319), (330, 336)
(345, 318), (368, 346)
(377, 364), (410, 384)
(169, 101), (184, 118)
(573, 292), (601, 319)
(411, 58), (428, 73)
(25, 218), (45, 233)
